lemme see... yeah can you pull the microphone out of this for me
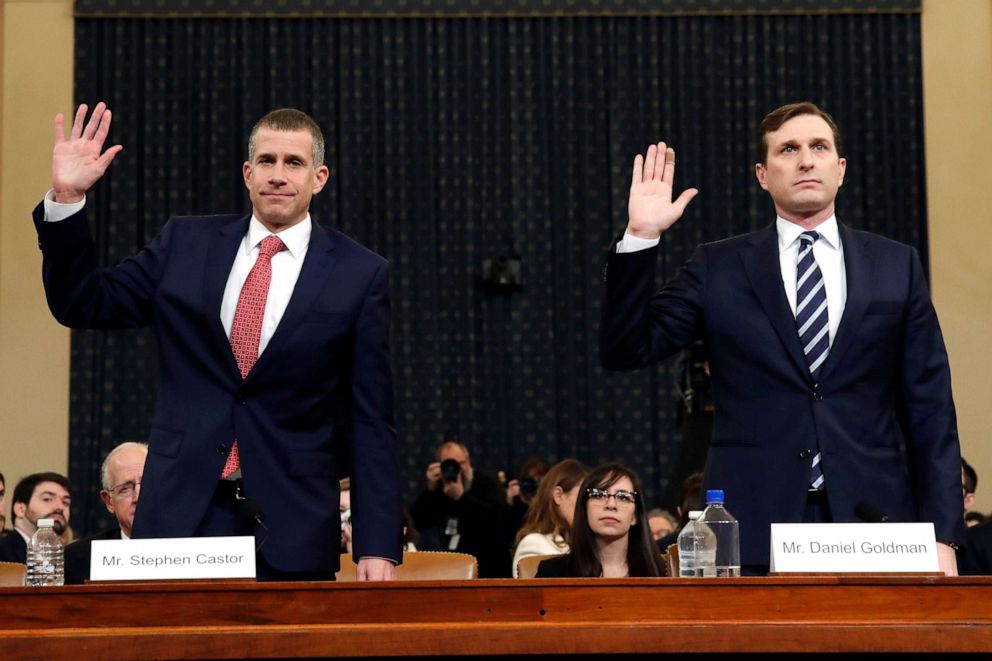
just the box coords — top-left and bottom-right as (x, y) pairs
(854, 501), (890, 523)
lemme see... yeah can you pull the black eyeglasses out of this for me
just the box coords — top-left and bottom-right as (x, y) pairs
(108, 479), (142, 499)
(586, 487), (637, 505)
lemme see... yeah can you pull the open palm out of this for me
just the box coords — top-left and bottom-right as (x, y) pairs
(52, 102), (123, 203)
(626, 142), (698, 239)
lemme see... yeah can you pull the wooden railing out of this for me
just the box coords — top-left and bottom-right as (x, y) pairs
(2, 576), (991, 658)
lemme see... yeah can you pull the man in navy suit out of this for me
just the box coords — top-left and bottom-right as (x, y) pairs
(600, 102), (964, 574)
(34, 103), (401, 580)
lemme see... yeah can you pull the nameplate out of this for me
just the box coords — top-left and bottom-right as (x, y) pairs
(769, 523), (938, 573)
(90, 536), (256, 581)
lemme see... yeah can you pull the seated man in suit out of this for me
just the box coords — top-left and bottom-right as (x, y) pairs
(65, 442), (147, 584)
(600, 101), (964, 574)
(0, 472), (73, 563)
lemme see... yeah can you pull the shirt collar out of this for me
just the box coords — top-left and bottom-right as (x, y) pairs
(245, 214), (312, 259)
(777, 214), (840, 252)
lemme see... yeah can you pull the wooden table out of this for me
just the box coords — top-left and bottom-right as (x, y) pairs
(2, 576), (991, 658)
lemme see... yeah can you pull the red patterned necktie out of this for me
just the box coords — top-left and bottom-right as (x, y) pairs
(222, 235), (287, 478)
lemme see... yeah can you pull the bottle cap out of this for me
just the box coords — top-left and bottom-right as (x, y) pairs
(37, 518), (55, 528)
(688, 510), (703, 520)
(705, 489), (725, 504)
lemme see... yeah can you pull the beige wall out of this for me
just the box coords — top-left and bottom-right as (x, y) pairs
(0, 0), (74, 525)
(0, 1), (989, 527)
(922, 0), (992, 513)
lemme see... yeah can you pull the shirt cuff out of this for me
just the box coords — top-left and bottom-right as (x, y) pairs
(616, 232), (660, 253)
(43, 189), (86, 222)
(359, 555), (399, 565)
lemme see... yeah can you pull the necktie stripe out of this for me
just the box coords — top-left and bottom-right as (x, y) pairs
(796, 231), (828, 491)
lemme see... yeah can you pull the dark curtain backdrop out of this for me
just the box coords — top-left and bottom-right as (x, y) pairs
(67, 9), (926, 535)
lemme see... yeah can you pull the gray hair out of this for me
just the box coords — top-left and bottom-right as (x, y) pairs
(101, 442), (149, 491)
(247, 108), (325, 168)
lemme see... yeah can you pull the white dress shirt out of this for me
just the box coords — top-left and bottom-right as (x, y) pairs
(617, 214), (847, 343)
(44, 192), (309, 356)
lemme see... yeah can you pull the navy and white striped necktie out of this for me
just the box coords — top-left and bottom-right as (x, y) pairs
(796, 230), (827, 490)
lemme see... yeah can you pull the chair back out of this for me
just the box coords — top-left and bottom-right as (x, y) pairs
(0, 561), (26, 587)
(336, 551), (478, 581)
(664, 543), (679, 577)
(516, 553), (559, 579)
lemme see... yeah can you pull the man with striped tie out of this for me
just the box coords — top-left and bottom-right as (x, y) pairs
(600, 102), (964, 575)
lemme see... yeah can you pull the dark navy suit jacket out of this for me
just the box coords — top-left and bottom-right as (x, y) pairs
(33, 205), (402, 573)
(600, 223), (965, 567)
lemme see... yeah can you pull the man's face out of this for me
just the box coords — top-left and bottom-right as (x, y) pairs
(439, 445), (473, 481)
(963, 467), (977, 512)
(99, 446), (148, 537)
(243, 128), (329, 233)
(755, 114), (846, 225)
(14, 481), (71, 536)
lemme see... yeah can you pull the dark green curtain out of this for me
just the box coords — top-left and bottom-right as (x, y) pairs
(68, 11), (926, 535)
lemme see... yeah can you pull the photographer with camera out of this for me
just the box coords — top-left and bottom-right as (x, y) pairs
(410, 440), (512, 577)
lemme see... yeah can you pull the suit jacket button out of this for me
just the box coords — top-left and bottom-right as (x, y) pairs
(217, 444), (228, 455)
(799, 449), (812, 459)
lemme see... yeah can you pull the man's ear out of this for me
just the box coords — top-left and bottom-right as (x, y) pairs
(755, 162), (769, 191)
(100, 490), (115, 514)
(12, 502), (26, 519)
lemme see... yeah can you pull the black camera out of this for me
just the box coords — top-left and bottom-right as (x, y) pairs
(440, 458), (461, 483)
(519, 477), (539, 499)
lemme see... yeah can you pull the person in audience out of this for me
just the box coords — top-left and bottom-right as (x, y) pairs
(646, 508), (678, 541)
(511, 459), (589, 577)
(410, 440), (512, 577)
(507, 456), (551, 532)
(0, 472), (73, 563)
(65, 442), (148, 583)
(536, 463), (665, 578)
(655, 472), (705, 553)
(966, 511), (986, 527)
(339, 477), (353, 554)
(959, 457), (992, 575)
(963, 458), (979, 521)
(0, 471), (7, 534)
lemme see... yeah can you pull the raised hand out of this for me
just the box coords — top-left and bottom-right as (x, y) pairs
(52, 102), (123, 203)
(626, 142), (698, 240)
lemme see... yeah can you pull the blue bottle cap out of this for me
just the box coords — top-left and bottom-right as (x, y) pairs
(705, 489), (725, 504)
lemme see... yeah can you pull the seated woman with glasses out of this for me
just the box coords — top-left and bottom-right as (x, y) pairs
(511, 459), (590, 577)
(536, 463), (665, 578)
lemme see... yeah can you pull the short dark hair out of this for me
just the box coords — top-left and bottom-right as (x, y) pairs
(564, 463), (666, 578)
(756, 101), (843, 164)
(248, 108), (325, 168)
(11, 472), (73, 519)
(962, 458), (978, 495)
(0, 470), (5, 486)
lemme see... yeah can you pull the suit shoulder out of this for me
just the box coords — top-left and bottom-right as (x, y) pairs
(844, 227), (916, 256)
(328, 229), (389, 268)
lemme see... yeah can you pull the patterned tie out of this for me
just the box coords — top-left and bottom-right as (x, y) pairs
(796, 231), (828, 490)
(221, 235), (287, 478)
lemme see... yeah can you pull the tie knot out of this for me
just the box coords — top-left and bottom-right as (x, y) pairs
(800, 231), (820, 246)
(259, 235), (287, 258)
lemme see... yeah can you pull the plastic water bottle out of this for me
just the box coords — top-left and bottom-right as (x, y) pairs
(700, 489), (740, 577)
(677, 511), (716, 577)
(26, 518), (64, 587)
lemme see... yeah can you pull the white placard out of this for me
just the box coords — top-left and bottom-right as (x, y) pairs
(769, 523), (939, 573)
(90, 536), (256, 581)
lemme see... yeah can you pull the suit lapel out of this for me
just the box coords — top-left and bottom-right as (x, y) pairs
(203, 216), (250, 378)
(742, 224), (813, 382)
(816, 223), (872, 383)
(245, 220), (336, 380)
